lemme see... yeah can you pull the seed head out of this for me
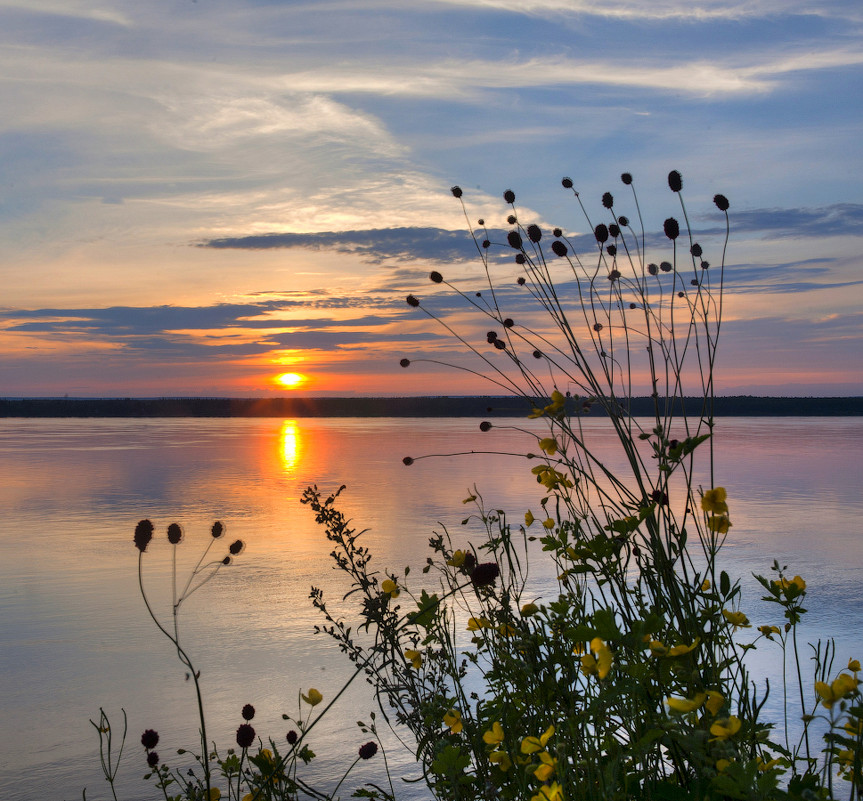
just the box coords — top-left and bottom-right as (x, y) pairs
(668, 170), (683, 192)
(222, 556), (231, 565)
(594, 224), (609, 243)
(507, 231), (522, 249)
(593, 323), (603, 332)
(402, 456), (414, 466)
(663, 218), (680, 240)
(690, 243), (702, 257)
(602, 192), (614, 209)
(406, 295), (420, 307)
(242, 704), (256, 721)
(515, 253), (526, 264)
(493, 339), (506, 350)
(429, 271), (443, 283)
(608, 223), (620, 238)
(450, 186), (463, 198)
(503, 318), (514, 328)
(359, 741), (378, 760)
(229, 539), (245, 555)
(211, 521), (225, 538)
(713, 194), (730, 211)
(236, 724), (256, 750)
(503, 189), (515, 203)
(479, 421), (492, 432)
(134, 520), (155, 553)
(167, 523), (183, 545)
(517, 276), (525, 285)
(286, 730), (298, 744)
(399, 358), (410, 368)
(552, 227), (562, 237)
(648, 263), (658, 275)
(606, 245), (617, 257)
(551, 241), (567, 257)
(618, 215), (629, 227)
(561, 177), (573, 188)
(482, 239), (490, 248)
(532, 350), (543, 359)
(660, 261), (673, 272)
(470, 562), (500, 587)
(527, 224), (542, 243)
(147, 752), (159, 768)
(141, 730), (160, 750)
(507, 214), (517, 225)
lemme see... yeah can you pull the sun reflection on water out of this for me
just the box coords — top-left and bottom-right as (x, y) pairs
(279, 419), (302, 471)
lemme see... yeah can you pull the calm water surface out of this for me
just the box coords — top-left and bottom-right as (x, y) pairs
(1, 416), (861, 800)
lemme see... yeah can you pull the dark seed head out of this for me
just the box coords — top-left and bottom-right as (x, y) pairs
(482, 239), (490, 249)
(134, 520), (155, 553)
(450, 186), (462, 198)
(552, 227), (562, 237)
(608, 224), (620, 238)
(477, 218), (484, 226)
(503, 318), (514, 327)
(517, 276), (526, 285)
(493, 339), (506, 350)
(678, 291), (685, 298)
(618, 215), (629, 227)
(222, 556), (231, 565)
(551, 240), (567, 257)
(236, 724), (255, 750)
(359, 741), (378, 760)
(690, 279), (699, 286)
(402, 456), (414, 466)
(527, 224), (542, 243)
(668, 170), (683, 192)
(429, 271), (443, 283)
(713, 193), (730, 211)
(503, 189), (516, 203)
(701, 260), (710, 270)
(621, 173), (633, 185)
(141, 730), (159, 750)
(486, 330), (497, 341)
(593, 323), (603, 332)
(211, 521), (225, 539)
(147, 751), (159, 768)
(594, 224), (609, 244)
(507, 231), (522, 249)
(286, 730), (298, 744)
(167, 523), (183, 545)
(479, 421), (492, 432)
(532, 350), (542, 359)
(406, 295), (420, 307)
(470, 562), (500, 587)
(660, 261), (673, 272)
(606, 245), (617, 257)
(242, 704), (255, 721)
(229, 539), (245, 555)
(515, 253), (526, 264)
(399, 358), (410, 368)
(648, 263), (658, 275)
(561, 177), (573, 188)
(507, 214), (517, 225)
(602, 192), (614, 209)
(663, 218), (680, 240)
(690, 243), (702, 257)
(608, 269), (621, 281)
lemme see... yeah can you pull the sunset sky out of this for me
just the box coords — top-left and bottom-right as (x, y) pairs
(1, 0), (861, 397)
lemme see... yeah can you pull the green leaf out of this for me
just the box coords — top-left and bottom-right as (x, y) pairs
(407, 590), (440, 630)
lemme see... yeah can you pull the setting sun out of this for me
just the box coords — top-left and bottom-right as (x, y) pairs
(275, 372), (308, 390)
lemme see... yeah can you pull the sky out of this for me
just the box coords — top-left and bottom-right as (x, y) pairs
(0, 0), (861, 398)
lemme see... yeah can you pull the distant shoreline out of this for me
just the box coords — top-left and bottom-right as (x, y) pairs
(2, 396), (862, 417)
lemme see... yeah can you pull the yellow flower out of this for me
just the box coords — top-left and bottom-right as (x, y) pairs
(757, 755), (781, 772)
(701, 579), (711, 591)
(483, 722), (505, 746)
(667, 638), (700, 657)
(701, 487), (728, 514)
(777, 575), (806, 592)
(758, 625), (781, 639)
(705, 691), (725, 716)
(208, 790), (221, 801)
(710, 716), (742, 740)
(498, 623), (516, 637)
(446, 550), (466, 567)
(534, 751), (558, 781)
(722, 609), (750, 629)
(538, 437), (559, 455)
(301, 688), (323, 707)
(405, 649), (423, 669)
(666, 693), (707, 714)
(467, 616), (490, 631)
(849, 658), (861, 673)
(381, 579), (399, 598)
(443, 708), (463, 734)
(521, 602), (539, 616)
(531, 781), (564, 801)
(489, 750), (512, 771)
(521, 725), (555, 754)
(815, 673), (860, 709)
(591, 637), (612, 679)
(648, 640), (668, 657)
(542, 518), (555, 529)
(706, 515), (731, 533)
(715, 759), (731, 773)
(525, 510), (535, 527)
(462, 494), (477, 504)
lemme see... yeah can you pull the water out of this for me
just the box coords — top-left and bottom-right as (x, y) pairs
(1, 416), (862, 800)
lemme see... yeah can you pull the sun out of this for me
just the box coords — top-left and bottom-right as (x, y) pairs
(275, 372), (308, 390)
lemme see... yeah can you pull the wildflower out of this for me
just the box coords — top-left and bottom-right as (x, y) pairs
(775, 575), (807, 593)
(722, 609), (750, 629)
(134, 520), (155, 552)
(467, 616), (491, 631)
(498, 623), (516, 636)
(850, 658), (861, 673)
(707, 515), (731, 533)
(758, 625), (781, 639)
(618, 215), (629, 226)
(649, 640), (668, 657)
(757, 755), (781, 772)
(208, 790), (221, 801)
(701, 487), (728, 514)
(167, 523), (183, 544)
(705, 691), (725, 716)
(815, 673), (859, 709)
(301, 688), (323, 707)
(542, 518), (555, 530)
(535, 751), (558, 781)
(666, 693), (706, 714)
(241, 704), (255, 721)
(405, 649), (423, 669)
(483, 722), (505, 746)
(358, 741), (378, 759)
(521, 602), (539, 616)
(236, 723), (256, 749)
(443, 708), (463, 734)
(470, 562), (500, 587)
(462, 494), (476, 504)
(521, 725), (555, 754)
(446, 550), (466, 567)
(701, 579), (711, 591)
(710, 716), (742, 740)
(531, 781), (564, 801)
(538, 437), (559, 455)
(211, 521), (225, 538)
(489, 750), (512, 771)
(715, 758), (731, 773)
(667, 638), (700, 657)
(525, 510), (535, 527)
(381, 578), (400, 598)
(141, 729), (159, 749)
